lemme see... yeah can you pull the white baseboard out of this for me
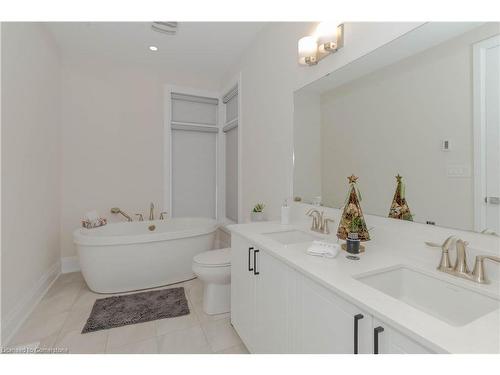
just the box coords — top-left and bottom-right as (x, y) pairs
(61, 256), (80, 273)
(2, 260), (61, 346)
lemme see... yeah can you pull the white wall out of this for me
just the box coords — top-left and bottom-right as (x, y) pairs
(1, 23), (62, 342)
(293, 90), (322, 202)
(221, 22), (424, 221)
(60, 58), (219, 259)
(319, 23), (500, 231)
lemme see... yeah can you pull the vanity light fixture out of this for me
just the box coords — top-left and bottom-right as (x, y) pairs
(149, 45), (159, 52)
(298, 22), (344, 66)
(298, 36), (318, 65)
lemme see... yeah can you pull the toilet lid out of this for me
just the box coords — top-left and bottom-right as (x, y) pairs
(193, 248), (231, 267)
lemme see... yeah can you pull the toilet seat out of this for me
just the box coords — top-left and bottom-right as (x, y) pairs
(193, 248), (231, 267)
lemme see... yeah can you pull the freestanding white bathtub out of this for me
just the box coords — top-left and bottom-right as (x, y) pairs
(73, 217), (218, 293)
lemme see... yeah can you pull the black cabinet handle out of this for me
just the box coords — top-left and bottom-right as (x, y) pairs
(353, 314), (364, 354)
(374, 326), (384, 354)
(253, 249), (260, 275)
(248, 247), (254, 272)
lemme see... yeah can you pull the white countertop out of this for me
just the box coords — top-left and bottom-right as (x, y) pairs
(228, 220), (500, 354)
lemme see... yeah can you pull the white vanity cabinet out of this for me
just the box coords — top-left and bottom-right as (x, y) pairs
(254, 249), (292, 353)
(230, 232), (435, 354)
(230, 233), (257, 350)
(230, 233), (291, 353)
(371, 318), (434, 354)
(292, 274), (373, 353)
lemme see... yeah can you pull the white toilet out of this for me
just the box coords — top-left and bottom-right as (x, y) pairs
(192, 248), (231, 315)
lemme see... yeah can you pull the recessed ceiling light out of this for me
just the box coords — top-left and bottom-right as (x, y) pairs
(149, 45), (159, 52)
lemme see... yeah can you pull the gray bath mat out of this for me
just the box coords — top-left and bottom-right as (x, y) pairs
(82, 287), (190, 333)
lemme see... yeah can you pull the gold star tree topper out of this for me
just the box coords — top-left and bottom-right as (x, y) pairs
(348, 174), (359, 184)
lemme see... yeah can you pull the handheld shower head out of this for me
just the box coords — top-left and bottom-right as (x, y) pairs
(110, 207), (133, 221)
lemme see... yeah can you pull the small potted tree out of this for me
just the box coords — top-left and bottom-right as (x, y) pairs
(388, 174), (413, 221)
(251, 203), (265, 222)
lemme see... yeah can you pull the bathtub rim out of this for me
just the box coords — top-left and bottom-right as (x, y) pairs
(73, 217), (219, 246)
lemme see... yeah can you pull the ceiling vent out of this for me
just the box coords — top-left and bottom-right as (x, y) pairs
(151, 22), (178, 35)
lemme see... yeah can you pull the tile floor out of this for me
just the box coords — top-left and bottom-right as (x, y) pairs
(8, 272), (248, 354)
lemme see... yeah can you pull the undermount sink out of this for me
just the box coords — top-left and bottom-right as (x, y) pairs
(263, 230), (321, 245)
(356, 266), (500, 326)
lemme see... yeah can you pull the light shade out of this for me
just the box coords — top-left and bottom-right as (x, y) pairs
(315, 22), (339, 45)
(298, 36), (317, 64)
(315, 22), (341, 54)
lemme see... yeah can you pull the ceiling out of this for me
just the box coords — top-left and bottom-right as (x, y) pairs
(46, 22), (266, 85)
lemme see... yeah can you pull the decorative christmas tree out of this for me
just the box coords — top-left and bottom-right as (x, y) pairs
(388, 174), (413, 221)
(337, 175), (370, 241)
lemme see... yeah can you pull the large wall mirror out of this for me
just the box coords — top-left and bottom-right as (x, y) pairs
(293, 22), (500, 235)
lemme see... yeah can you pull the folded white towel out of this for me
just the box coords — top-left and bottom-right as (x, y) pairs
(83, 210), (99, 224)
(307, 240), (340, 258)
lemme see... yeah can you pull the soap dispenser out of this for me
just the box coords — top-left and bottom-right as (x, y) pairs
(281, 198), (290, 225)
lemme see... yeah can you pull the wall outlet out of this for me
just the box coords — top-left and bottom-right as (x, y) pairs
(446, 164), (471, 178)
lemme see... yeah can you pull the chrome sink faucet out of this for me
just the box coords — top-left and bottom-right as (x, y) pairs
(426, 236), (500, 284)
(306, 209), (334, 234)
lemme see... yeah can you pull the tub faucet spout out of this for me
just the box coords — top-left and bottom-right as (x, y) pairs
(149, 202), (155, 221)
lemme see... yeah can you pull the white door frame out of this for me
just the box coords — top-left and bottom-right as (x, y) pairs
(472, 34), (500, 232)
(219, 73), (243, 224)
(163, 84), (220, 219)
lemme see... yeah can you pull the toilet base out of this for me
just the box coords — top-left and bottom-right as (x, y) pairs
(202, 283), (231, 315)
